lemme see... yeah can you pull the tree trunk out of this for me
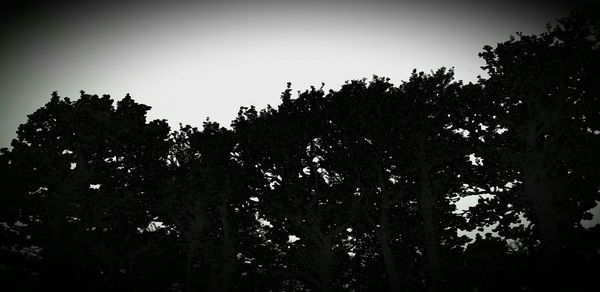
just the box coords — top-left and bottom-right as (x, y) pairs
(216, 204), (236, 292)
(309, 228), (335, 292)
(378, 206), (403, 292)
(185, 243), (198, 292)
(419, 182), (442, 292)
(40, 212), (66, 289)
(316, 245), (334, 292)
(522, 122), (564, 291)
(415, 133), (442, 292)
(523, 169), (562, 291)
(184, 214), (206, 292)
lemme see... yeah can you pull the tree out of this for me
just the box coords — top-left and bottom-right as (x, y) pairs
(2, 13), (599, 291)
(2, 92), (172, 290)
(156, 121), (259, 291)
(321, 76), (426, 291)
(395, 69), (473, 291)
(471, 13), (600, 290)
(233, 85), (362, 291)
(234, 73), (472, 291)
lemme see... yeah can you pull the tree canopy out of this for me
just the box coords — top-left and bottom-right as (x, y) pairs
(1, 13), (599, 292)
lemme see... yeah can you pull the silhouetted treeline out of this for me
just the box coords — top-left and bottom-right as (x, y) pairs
(1, 13), (599, 292)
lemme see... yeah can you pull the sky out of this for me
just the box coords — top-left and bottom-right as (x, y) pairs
(0, 0), (593, 148)
(0, 0), (598, 229)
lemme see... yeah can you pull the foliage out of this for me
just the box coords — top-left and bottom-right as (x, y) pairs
(1, 13), (599, 292)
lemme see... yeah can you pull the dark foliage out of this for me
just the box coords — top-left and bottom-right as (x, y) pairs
(1, 13), (599, 292)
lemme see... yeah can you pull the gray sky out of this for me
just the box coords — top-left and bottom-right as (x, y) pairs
(0, 0), (598, 229)
(0, 0), (590, 147)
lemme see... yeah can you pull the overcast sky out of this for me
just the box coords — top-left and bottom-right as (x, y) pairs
(1, 0), (598, 229)
(0, 0), (592, 148)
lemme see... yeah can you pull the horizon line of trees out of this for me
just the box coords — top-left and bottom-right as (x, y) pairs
(1, 13), (599, 292)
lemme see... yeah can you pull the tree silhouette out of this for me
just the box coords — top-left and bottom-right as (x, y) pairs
(156, 121), (259, 291)
(321, 77), (421, 291)
(473, 13), (600, 291)
(233, 85), (363, 291)
(1, 92), (172, 290)
(1, 12), (599, 292)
